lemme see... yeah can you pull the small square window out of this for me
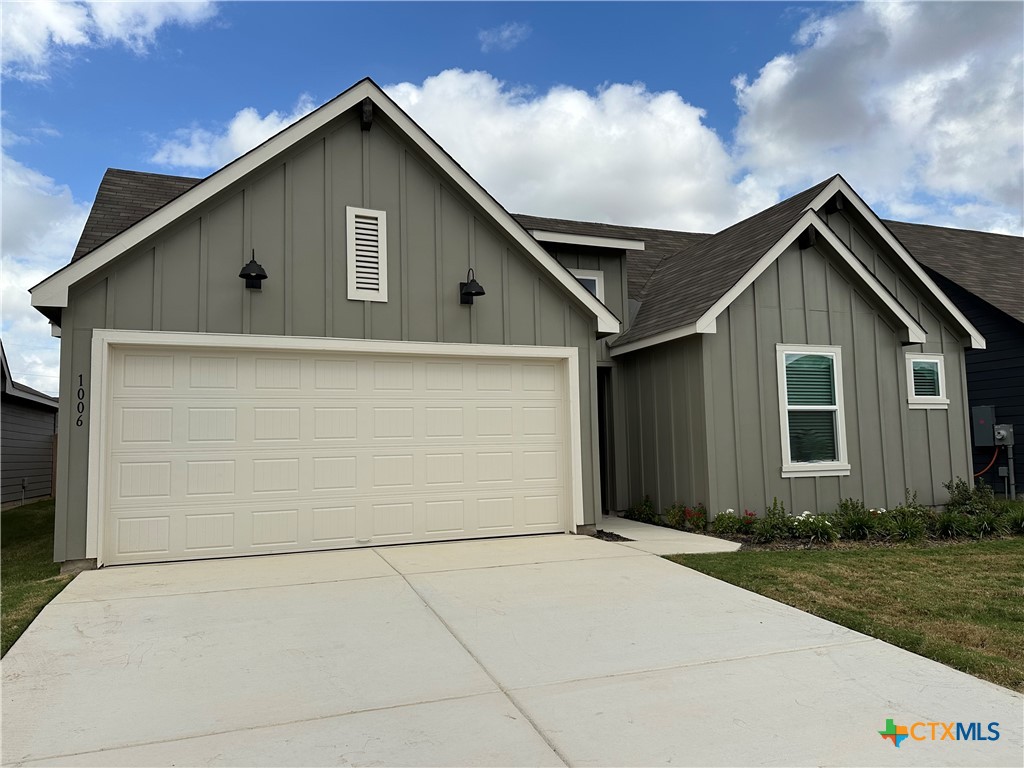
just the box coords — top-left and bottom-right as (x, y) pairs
(906, 354), (948, 409)
(569, 269), (604, 302)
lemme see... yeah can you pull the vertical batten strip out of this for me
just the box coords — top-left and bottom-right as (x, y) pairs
(284, 161), (293, 336)
(198, 216), (209, 332)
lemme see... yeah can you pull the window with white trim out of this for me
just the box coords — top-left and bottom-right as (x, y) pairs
(569, 268), (604, 302)
(906, 353), (948, 409)
(777, 344), (850, 477)
(346, 206), (387, 302)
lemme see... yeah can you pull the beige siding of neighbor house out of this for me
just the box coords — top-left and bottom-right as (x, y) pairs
(53, 111), (601, 562)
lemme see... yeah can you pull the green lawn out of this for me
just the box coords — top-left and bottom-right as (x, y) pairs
(668, 539), (1024, 691)
(2, 499), (73, 657)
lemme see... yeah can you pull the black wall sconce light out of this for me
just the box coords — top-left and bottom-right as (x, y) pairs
(459, 268), (486, 305)
(239, 251), (268, 290)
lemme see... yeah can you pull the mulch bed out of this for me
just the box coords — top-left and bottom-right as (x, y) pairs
(591, 530), (633, 542)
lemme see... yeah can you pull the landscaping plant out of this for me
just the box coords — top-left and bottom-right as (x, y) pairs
(833, 497), (879, 540)
(793, 511), (839, 544)
(626, 495), (659, 525)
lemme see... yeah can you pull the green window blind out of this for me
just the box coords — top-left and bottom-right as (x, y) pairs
(912, 360), (940, 397)
(788, 411), (838, 462)
(785, 354), (835, 406)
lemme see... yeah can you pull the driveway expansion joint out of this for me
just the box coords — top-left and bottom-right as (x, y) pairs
(9, 690), (506, 767)
(393, 567), (572, 767)
(505, 636), (879, 693)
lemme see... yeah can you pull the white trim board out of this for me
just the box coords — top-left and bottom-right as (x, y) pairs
(31, 79), (620, 336)
(807, 176), (985, 349)
(529, 230), (645, 251)
(610, 209), (927, 356)
(85, 330), (587, 565)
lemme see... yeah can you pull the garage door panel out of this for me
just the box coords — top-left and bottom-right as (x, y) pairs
(103, 346), (572, 564)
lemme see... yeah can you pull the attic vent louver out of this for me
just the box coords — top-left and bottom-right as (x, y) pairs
(346, 206), (388, 302)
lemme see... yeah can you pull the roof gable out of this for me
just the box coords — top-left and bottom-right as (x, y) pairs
(32, 79), (620, 335)
(807, 177), (985, 348)
(613, 178), (835, 350)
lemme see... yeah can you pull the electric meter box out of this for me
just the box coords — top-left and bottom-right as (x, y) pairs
(993, 423), (1014, 446)
(972, 406), (996, 447)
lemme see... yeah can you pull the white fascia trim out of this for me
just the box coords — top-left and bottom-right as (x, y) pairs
(529, 230), (645, 251)
(807, 177), (985, 350)
(33, 80), (620, 337)
(608, 322), (707, 357)
(85, 330), (588, 563)
(806, 211), (927, 343)
(33, 82), (376, 309)
(694, 210), (927, 344)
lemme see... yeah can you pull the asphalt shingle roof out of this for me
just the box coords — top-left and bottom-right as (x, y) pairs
(512, 214), (709, 301)
(72, 168), (202, 261)
(884, 220), (1024, 324)
(68, 169), (1022, 346)
(612, 177), (836, 347)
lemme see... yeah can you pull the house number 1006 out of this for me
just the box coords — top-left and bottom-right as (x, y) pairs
(76, 373), (86, 426)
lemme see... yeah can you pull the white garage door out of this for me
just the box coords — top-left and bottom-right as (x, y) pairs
(99, 341), (574, 565)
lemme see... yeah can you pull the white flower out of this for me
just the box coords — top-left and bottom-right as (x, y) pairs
(725, 508), (735, 514)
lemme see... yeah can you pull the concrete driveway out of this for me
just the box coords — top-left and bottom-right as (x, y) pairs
(2, 535), (1021, 767)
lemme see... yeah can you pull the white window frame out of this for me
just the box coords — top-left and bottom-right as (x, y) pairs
(569, 268), (605, 302)
(776, 343), (850, 477)
(346, 206), (388, 302)
(906, 353), (949, 409)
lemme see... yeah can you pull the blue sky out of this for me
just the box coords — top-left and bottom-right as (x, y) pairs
(2, 1), (1022, 394)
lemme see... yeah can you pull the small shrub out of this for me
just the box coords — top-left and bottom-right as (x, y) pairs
(793, 512), (839, 544)
(932, 509), (976, 539)
(750, 498), (794, 542)
(973, 510), (1004, 538)
(943, 477), (997, 516)
(710, 510), (741, 535)
(664, 503), (687, 530)
(882, 493), (927, 542)
(834, 498), (879, 540)
(688, 504), (708, 532)
(997, 501), (1024, 535)
(626, 495), (658, 525)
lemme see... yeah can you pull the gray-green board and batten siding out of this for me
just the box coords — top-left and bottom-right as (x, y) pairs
(614, 227), (972, 517)
(53, 108), (602, 562)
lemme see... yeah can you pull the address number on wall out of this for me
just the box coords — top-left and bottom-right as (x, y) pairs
(76, 373), (86, 426)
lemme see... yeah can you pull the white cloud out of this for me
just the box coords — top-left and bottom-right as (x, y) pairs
(478, 22), (531, 53)
(733, 1), (1023, 234)
(150, 94), (317, 171)
(1, 0), (217, 81)
(0, 153), (90, 395)
(387, 69), (750, 232)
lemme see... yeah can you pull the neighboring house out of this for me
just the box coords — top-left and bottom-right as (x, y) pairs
(30, 78), (986, 568)
(1, 341), (59, 507)
(885, 221), (1023, 498)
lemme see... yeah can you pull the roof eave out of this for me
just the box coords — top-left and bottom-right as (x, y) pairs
(808, 176), (985, 349)
(30, 78), (619, 336)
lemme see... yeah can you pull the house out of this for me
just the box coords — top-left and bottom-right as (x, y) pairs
(884, 221), (1023, 498)
(30, 78), (985, 568)
(1, 341), (59, 507)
